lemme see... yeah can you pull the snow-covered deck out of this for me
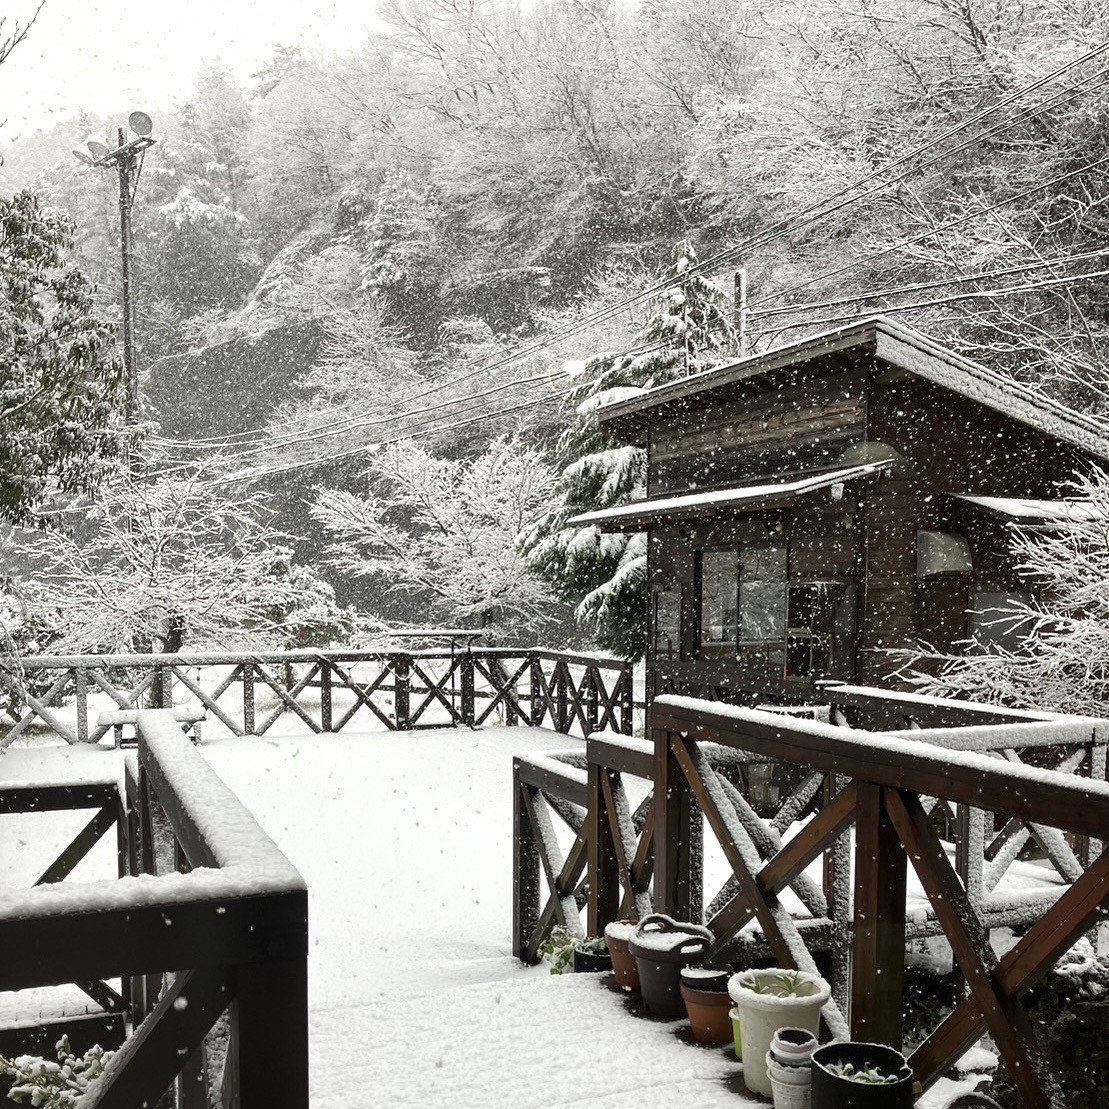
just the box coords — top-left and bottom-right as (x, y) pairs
(1, 729), (753, 1107)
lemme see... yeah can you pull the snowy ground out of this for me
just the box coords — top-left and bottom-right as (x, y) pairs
(1, 727), (998, 1106)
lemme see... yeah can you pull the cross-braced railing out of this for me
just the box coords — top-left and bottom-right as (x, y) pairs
(513, 686), (1108, 1107)
(0, 711), (309, 1107)
(0, 647), (634, 746)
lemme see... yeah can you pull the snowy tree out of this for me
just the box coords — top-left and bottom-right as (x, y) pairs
(0, 190), (133, 525)
(896, 468), (1109, 717)
(312, 435), (559, 642)
(523, 240), (736, 658)
(18, 469), (346, 655)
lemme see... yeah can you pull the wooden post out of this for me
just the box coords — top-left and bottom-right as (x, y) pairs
(241, 664), (255, 735)
(530, 655), (544, 727)
(461, 653), (476, 728)
(513, 763), (540, 960)
(652, 729), (693, 919)
(75, 667), (89, 743)
(556, 660), (569, 735)
(319, 662), (332, 733)
(586, 667), (599, 736)
(587, 763), (619, 935)
(394, 655), (410, 730)
(620, 663), (634, 735)
(851, 783), (907, 1048)
(231, 959), (309, 1108)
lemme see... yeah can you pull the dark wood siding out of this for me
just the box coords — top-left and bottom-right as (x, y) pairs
(648, 370), (867, 494)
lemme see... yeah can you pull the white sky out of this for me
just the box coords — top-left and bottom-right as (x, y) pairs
(0, 0), (377, 139)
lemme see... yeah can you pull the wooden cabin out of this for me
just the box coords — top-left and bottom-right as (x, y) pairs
(571, 316), (1109, 704)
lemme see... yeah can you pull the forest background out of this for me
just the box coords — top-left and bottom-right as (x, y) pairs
(2, 0), (1108, 660)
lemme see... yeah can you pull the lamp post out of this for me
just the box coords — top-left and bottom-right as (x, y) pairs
(72, 112), (157, 425)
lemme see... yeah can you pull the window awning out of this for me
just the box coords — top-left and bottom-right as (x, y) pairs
(568, 462), (888, 532)
(949, 494), (1103, 523)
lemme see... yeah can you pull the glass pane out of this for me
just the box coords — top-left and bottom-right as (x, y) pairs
(971, 589), (1033, 651)
(739, 546), (786, 643)
(700, 549), (737, 657)
(654, 589), (681, 662)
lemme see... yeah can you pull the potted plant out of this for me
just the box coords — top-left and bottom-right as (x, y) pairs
(679, 965), (734, 1045)
(629, 914), (715, 1018)
(603, 919), (640, 989)
(728, 967), (831, 1098)
(810, 1042), (914, 1108)
(538, 926), (612, 975)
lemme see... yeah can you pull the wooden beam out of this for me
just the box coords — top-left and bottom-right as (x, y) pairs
(35, 804), (118, 886)
(586, 763), (619, 935)
(652, 730), (693, 920)
(851, 784), (906, 1048)
(83, 965), (235, 1109)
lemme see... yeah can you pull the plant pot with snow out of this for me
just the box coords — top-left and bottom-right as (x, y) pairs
(603, 919), (640, 990)
(810, 1042), (913, 1109)
(629, 914), (715, 1018)
(727, 967), (831, 1098)
(766, 1051), (813, 1109)
(771, 1027), (818, 1068)
(679, 966), (734, 1045)
(539, 926), (610, 975)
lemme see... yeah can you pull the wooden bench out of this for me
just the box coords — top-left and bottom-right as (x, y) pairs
(97, 706), (206, 747)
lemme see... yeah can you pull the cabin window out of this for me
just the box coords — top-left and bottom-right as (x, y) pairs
(970, 587), (1033, 652)
(697, 544), (854, 680)
(653, 587), (681, 662)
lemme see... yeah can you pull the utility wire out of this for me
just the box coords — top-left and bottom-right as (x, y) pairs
(745, 154), (1109, 310)
(747, 248), (1109, 320)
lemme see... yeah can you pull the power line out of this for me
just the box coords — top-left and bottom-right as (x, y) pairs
(746, 154), (1109, 311)
(747, 248), (1109, 320)
(751, 266), (1109, 335)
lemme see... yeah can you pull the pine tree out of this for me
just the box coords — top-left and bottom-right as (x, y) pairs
(523, 240), (736, 659)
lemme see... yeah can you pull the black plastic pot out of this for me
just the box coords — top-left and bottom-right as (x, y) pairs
(811, 1043), (914, 1109)
(679, 966), (730, 993)
(628, 914), (714, 1018)
(573, 948), (613, 973)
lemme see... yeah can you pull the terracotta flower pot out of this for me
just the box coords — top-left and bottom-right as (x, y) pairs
(680, 980), (735, 1044)
(603, 919), (640, 990)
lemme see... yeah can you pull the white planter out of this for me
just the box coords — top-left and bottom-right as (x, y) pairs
(727, 968), (830, 1098)
(766, 1054), (812, 1109)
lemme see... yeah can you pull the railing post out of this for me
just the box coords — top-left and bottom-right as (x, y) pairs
(652, 728), (693, 919)
(851, 783), (907, 1048)
(586, 667), (599, 736)
(461, 652), (476, 727)
(231, 957), (309, 1108)
(75, 666), (89, 743)
(529, 655), (544, 727)
(823, 773), (853, 1015)
(513, 760), (540, 960)
(620, 662), (634, 735)
(587, 761), (619, 935)
(319, 661), (332, 733)
(556, 660), (569, 735)
(394, 654), (410, 730)
(242, 663), (255, 735)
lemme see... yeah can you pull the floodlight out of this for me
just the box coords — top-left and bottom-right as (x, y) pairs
(128, 111), (153, 137)
(84, 133), (111, 160)
(71, 147), (95, 165)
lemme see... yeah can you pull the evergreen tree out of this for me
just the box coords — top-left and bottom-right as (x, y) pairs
(523, 240), (736, 659)
(0, 190), (132, 526)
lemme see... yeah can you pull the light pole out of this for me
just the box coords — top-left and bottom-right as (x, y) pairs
(72, 112), (157, 425)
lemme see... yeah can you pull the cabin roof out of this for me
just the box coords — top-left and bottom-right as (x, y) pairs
(568, 461), (889, 532)
(598, 316), (1109, 462)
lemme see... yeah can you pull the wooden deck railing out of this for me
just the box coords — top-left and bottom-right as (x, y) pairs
(0, 647), (634, 745)
(0, 711), (309, 1107)
(512, 688), (1109, 1108)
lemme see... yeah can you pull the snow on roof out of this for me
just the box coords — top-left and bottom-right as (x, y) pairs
(951, 494), (1104, 522)
(597, 316), (1109, 462)
(568, 461), (888, 530)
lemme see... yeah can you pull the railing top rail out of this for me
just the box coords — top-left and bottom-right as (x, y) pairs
(888, 718), (1105, 751)
(817, 680), (1102, 727)
(654, 695), (1109, 839)
(0, 711), (304, 925)
(0, 646), (634, 671)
